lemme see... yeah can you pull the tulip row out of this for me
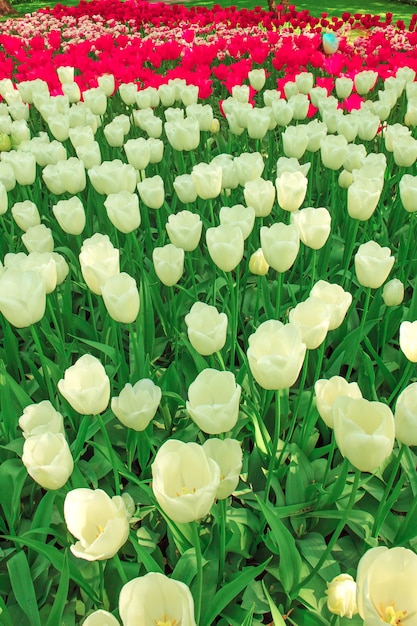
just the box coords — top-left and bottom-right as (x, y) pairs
(1, 4), (417, 624)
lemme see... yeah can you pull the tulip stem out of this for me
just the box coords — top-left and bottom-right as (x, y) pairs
(218, 498), (227, 585)
(227, 269), (239, 369)
(275, 270), (283, 319)
(341, 218), (360, 288)
(30, 323), (55, 402)
(264, 389), (281, 502)
(346, 286), (372, 379)
(96, 413), (120, 496)
(388, 360), (415, 405)
(372, 444), (406, 538)
(191, 521), (203, 624)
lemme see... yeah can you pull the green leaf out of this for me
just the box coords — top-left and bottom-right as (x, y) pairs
(171, 548), (197, 587)
(297, 533), (340, 582)
(256, 497), (302, 597)
(262, 580), (286, 626)
(0, 459), (27, 533)
(201, 559), (270, 626)
(7, 550), (42, 626)
(45, 552), (69, 626)
(4, 535), (101, 604)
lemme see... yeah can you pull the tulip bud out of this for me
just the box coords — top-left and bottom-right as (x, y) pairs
(276, 171), (307, 212)
(82, 610), (120, 626)
(203, 438), (243, 499)
(393, 135), (417, 167)
(206, 224), (244, 272)
(89, 160), (136, 196)
(64, 488), (130, 560)
(314, 376), (362, 428)
(332, 397), (395, 472)
(247, 107), (272, 140)
(399, 320), (417, 362)
(260, 222), (300, 273)
(326, 574), (358, 618)
(382, 278), (404, 306)
(247, 320), (306, 390)
(123, 137), (150, 171)
(322, 33), (339, 55)
(234, 152), (264, 186)
(21, 224), (54, 254)
(186, 103), (214, 132)
(53, 197), (86, 236)
(43, 157), (86, 195)
(185, 302), (228, 356)
(354, 240), (394, 289)
(211, 154), (239, 190)
(186, 368), (241, 434)
(152, 244), (184, 286)
(347, 178), (382, 221)
(272, 98), (293, 126)
(119, 573), (196, 626)
(58, 354), (110, 415)
(101, 272), (140, 323)
(249, 248), (269, 276)
(104, 191), (141, 234)
(111, 379), (161, 431)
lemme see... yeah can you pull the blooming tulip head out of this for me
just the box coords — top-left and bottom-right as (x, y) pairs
(276, 171), (307, 212)
(395, 382), (417, 445)
(101, 272), (140, 324)
(399, 321), (417, 362)
(64, 488), (130, 561)
(332, 397), (395, 472)
(314, 376), (362, 428)
(119, 573), (196, 626)
(111, 379), (161, 431)
(356, 547), (417, 626)
(58, 354), (110, 415)
(354, 241), (394, 289)
(247, 320), (306, 390)
(186, 368), (241, 434)
(290, 207), (331, 250)
(310, 280), (352, 330)
(289, 297), (331, 350)
(203, 438), (242, 499)
(166, 210), (202, 251)
(151, 439), (220, 523)
(152, 244), (184, 287)
(22, 432), (74, 490)
(0, 268), (46, 328)
(260, 222), (300, 273)
(19, 400), (64, 438)
(79, 233), (120, 296)
(185, 302), (228, 356)
(206, 225), (244, 273)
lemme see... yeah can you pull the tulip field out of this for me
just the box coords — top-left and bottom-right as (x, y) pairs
(2, 1), (417, 624)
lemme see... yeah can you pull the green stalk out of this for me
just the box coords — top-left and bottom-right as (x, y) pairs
(96, 413), (120, 496)
(191, 521), (203, 624)
(218, 498), (227, 585)
(30, 323), (55, 401)
(372, 444), (406, 538)
(264, 389), (282, 502)
(346, 286), (372, 379)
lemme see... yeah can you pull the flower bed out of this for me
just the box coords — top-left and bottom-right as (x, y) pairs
(1, 2), (417, 625)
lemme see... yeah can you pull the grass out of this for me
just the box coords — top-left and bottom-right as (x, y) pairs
(7, 0), (417, 26)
